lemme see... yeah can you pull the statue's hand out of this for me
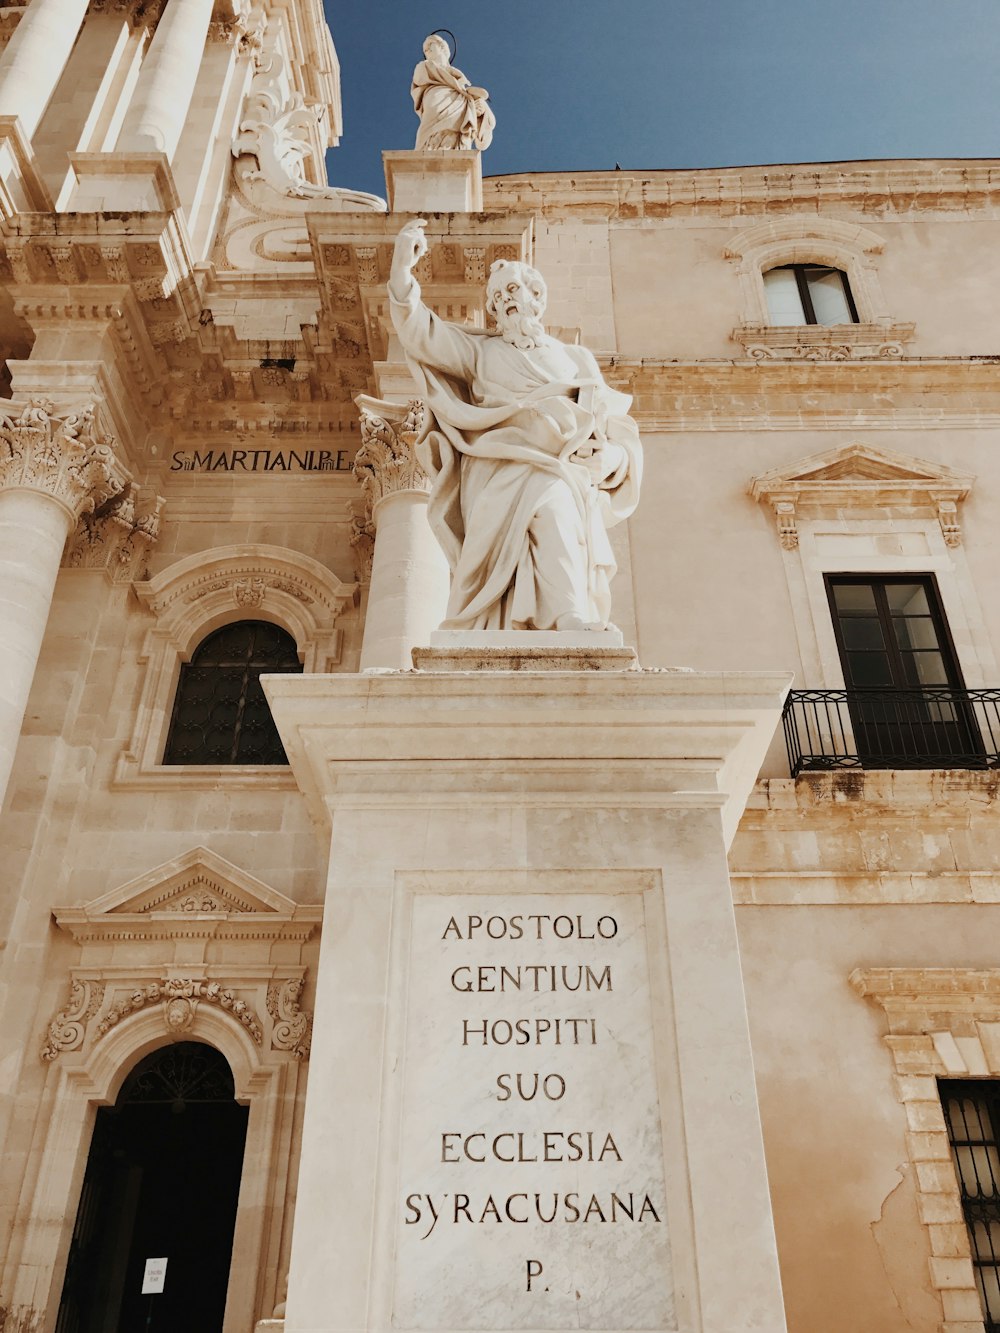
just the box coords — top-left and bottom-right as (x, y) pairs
(392, 218), (429, 282)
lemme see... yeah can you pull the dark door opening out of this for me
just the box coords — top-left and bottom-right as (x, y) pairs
(826, 574), (982, 766)
(56, 1042), (249, 1333)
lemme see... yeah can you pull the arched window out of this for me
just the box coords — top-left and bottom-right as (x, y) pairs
(163, 620), (302, 765)
(763, 263), (859, 326)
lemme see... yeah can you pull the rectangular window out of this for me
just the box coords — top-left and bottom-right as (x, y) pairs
(825, 575), (982, 765)
(763, 264), (859, 326)
(941, 1080), (1000, 1331)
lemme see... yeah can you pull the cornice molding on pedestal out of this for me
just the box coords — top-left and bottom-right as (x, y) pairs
(0, 400), (130, 520)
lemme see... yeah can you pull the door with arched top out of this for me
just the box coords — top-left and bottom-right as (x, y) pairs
(56, 1042), (249, 1333)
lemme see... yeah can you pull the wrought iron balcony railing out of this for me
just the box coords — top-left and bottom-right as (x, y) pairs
(783, 687), (1000, 776)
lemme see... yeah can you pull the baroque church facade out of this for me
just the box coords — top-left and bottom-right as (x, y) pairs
(0, 0), (999, 1330)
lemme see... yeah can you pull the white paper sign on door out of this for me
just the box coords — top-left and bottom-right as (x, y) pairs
(141, 1257), (168, 1294)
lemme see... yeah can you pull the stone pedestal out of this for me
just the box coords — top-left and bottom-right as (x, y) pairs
(64, 151), (180, 213)
(383, 149), (483, 213)
(265, 656), (791, 1333)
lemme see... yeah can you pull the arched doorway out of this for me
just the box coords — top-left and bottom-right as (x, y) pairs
(56, 1042), (249, 1333)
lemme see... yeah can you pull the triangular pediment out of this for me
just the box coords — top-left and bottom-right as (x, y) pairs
(751, 443), (974, 496)
(72, 847), (295, 916)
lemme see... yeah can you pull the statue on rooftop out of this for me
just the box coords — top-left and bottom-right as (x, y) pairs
(411, 33), (495, 152)
(389, 219), (643, 633)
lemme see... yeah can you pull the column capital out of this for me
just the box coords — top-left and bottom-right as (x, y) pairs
(0, 401), (130, 522)
(64, 484), (163, 582)
(353, 396), (429, 521)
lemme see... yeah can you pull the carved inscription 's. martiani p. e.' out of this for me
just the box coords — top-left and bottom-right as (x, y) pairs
(393, 893), (675, 1330)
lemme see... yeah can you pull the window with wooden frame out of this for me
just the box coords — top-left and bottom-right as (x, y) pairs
(763, 263), (859, 326)
(941, 1080), (1000, 1332)
(825, 574), (983, 766)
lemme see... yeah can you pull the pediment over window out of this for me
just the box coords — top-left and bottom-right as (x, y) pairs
(53, 846), (322, 944)
(749, 443), (974, 549)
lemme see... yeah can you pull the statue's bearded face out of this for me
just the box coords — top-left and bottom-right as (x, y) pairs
(487, 264), (547, 350)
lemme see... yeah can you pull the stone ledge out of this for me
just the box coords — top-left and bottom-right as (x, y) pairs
(412, 645), (639, 672)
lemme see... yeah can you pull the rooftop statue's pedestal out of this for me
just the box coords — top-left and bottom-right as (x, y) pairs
(383, 149), (484, 212)
(264, 647), (791, 1333)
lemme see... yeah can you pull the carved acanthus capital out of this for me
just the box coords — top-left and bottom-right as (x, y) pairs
(0, 401), (129, 522)
(64, 484), (163, 581)
(354, 397), (429, 521)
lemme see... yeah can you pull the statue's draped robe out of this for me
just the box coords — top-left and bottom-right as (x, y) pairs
(411, 59), (495, 151)
(390, 286), (643, 631)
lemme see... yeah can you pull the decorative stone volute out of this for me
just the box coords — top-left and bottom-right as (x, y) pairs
(0, 400), (129, 521)
(353, 396), (428, 521)
(64, 483), (163, 581)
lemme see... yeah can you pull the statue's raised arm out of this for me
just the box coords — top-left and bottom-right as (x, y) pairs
(390, 221), (643, 634)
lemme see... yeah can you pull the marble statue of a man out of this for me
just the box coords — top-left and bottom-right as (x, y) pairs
(389, 219), (643, 632)
(411, 34), (495, 152)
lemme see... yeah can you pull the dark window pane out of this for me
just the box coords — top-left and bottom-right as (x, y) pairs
(886, 584), (931, 615)
(832, 583), (877, 612)
(893, 617), (941, 651)
(846, 652), (894, 686)
(804, 267), (855, 325)
(163, 620), (302, 766)
(901, 653), (950, 687)
(840, 618), (886, 651)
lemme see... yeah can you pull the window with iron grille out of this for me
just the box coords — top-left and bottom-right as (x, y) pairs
(941, 1080), (1000, 1330)
(163, 620), (302, 765)
(762, 263), (859, 326)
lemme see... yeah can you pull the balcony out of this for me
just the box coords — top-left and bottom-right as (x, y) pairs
(783, 687), (1000, 776)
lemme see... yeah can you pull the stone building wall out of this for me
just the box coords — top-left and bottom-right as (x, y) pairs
(0, 6), (999, 1323)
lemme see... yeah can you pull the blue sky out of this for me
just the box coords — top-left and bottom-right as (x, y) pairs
(324, 0), (1000, 200)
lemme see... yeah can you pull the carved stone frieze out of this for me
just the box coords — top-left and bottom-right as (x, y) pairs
(353, 398), (429, 518)
(733, 322), (915, 361)
(96, 978), (264, 1044)
(266, 978), (312, 1059)
(64, 484), (163, 582)
(0, 401), (129, 520)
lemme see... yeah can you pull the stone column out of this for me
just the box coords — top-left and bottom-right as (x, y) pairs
(116, 0), (216, 159)
(354, 396), (449, 671)
(0, 0), (91, 139)
(0, 402), (129, 809)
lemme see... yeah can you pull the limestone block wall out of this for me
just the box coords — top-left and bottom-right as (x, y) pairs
(733, 771), (1000, 1333)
